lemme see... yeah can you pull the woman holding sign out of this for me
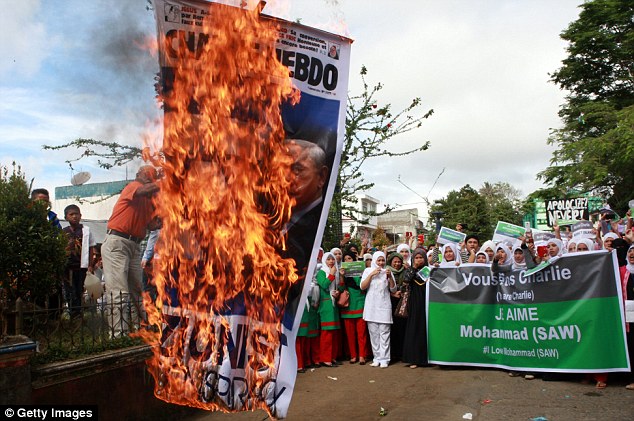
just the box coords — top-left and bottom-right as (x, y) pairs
(340, 251), (368, 365)
(402, 248), (430, 368)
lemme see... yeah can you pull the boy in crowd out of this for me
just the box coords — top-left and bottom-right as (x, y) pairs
(63, 204), (96, 316)
(31, 188), (62, 229)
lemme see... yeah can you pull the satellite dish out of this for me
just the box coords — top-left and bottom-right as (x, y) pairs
(71, 171), (91, 186)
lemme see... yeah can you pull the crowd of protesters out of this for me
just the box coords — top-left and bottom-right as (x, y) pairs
(33, 174), (634, 391)
(296, 207), (634, 392)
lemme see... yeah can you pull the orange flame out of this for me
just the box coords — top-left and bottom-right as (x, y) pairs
(141, 3), (300, 415)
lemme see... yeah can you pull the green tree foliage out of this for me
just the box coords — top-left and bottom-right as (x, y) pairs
(0, 164), (67, 303)
(430, 182), (523, 241)
(479, 182), (524, 230)
(540, 0), (634, 211)
(430, 185), (491, 240)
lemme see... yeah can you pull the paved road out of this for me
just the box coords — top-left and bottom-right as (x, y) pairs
(183, 363), (634, 420)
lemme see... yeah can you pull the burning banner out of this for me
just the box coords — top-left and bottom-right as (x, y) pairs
(146, 0), (351, 417)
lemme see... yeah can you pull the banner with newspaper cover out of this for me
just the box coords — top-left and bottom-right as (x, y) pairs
(153, 1), (352, 417)
(427, 251), (629, 372)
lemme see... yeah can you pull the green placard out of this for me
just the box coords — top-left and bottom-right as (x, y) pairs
(418, 266), (431, 281)
(492, 221), (526, 243)
(342, 261), (366, 277)
(437, 227), (466, 245)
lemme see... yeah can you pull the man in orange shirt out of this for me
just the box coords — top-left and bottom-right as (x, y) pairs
(101, 165), (160, 337)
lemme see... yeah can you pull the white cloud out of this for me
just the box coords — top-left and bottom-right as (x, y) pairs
(0, 0), (51, 78)
(282, 0), (580, 217)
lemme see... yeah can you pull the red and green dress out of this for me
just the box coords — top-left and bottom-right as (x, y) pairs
(340, 276), (364, 319)
(298, 299), (320, 338)
(316, 270), (341, 331)
(316, 266), (341, 363)
(340, 275), (368, 360)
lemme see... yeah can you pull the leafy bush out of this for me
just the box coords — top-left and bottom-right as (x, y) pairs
(0, 163), (67, 303)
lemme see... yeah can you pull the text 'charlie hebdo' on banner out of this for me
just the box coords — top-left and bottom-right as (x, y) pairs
(152, 1), (352, 418)
(427, 251), (629, 372)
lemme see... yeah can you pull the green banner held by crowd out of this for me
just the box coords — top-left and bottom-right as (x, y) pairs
(427, 251), (630, 372)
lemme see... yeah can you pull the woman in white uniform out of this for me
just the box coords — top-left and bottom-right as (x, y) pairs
(361, 251), (397, 368)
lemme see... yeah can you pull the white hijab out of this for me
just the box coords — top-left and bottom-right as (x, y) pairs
(397, 243), (411, 265)
(321, 251), (337, 304)
(547, 238), (563, 257)
(511, 243), (526, 270)
(371, 251), (386, 269)
(496, 243), (513, 266)
(479, 240), (496, 256)
(362, 251), (390, 283)
(439, 243), (459, 268)
(602, 232), (619, 250)
(565, 240), (576, 254)
(576, 238), (595, 252)
(475, 250), (490, 264)
(330, 247), (342, 270)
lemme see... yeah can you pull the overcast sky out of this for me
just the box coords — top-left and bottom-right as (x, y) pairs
(0, 0), (582, 222)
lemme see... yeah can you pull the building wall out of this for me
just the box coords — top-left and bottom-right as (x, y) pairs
(377, 208), (422, 243)
(342, 194), (381, 240)
(54, 180), (130, 220)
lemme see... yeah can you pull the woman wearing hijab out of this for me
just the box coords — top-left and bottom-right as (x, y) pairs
(479, 240), (497, 263)
(575, 238), (595, 252)
(401, 249), (429, 368)
(436, 243), (460, 268)
(546, 238), (564, 261)
(496, 243), (513, 265)
(361, 251), (397, 368)
(491, 243), (513, 274)
(475, 250), (490, 264)
(345, 244), (360, 258)
(340, 251), (368, 365)
(622, 244), (634, 390)
(512, 243), (526, 270)
(397, 244), (411, 267)
(331, 247), (343, 267)
(566, 240), (577, 254)
(316, 251), (342, 367)
(329, 247), (345, 360)
(387, 252), (407, 362)
(601, 232), (619, 251)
